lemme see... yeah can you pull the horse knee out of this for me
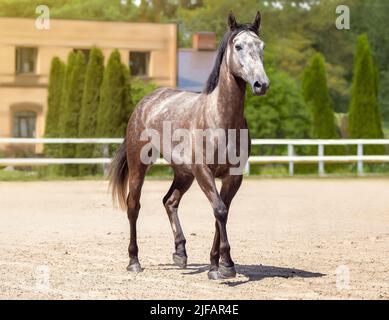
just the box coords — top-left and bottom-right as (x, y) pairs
(214, 203), (228, 223)
(163, 190), (180, 211)
(162, 191), (171, 206)
(127, 200), (140, 220)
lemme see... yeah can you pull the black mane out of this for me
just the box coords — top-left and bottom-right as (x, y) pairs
(203, 23), (259, 95)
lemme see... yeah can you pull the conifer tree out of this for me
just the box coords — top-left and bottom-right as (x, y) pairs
(44, 57), (65, 158)
(348, 34), (384, 154)
(115, 63), (133, 137)
(62, 52), (77, 110)
(96, 50), (132, 140)
(302, 53), (343, 172)
(50, 52), (75, 176)
(77, 48), (104, 176)
(60, 51), (86, 176)
(302, 53), (338, 140)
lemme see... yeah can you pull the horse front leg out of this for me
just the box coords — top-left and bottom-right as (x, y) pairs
(209, 221), (220, 277)
(208, 174), (243, 279)
(193, 165), (236, 279)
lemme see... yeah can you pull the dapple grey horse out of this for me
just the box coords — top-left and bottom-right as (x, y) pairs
(110, 11), (269, 280)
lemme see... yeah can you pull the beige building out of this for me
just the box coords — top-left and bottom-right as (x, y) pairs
(0, 17), (177, 150)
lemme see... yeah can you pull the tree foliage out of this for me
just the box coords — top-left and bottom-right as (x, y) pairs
(44, 49), (150, 176)
(49, 52), (76, 176)
(245, 68), (311, 140)
(348, 34), (384, 154)
(60, 51), (86, 176)
(131, 78), (157, 107)
(301, 53), (346, 172)
(96, 50), (132, 139)
(76, 47), (104, 176)
(301, 53), (338, 140)
(44, 57), (65, 145)
(44, 57), (65, 176)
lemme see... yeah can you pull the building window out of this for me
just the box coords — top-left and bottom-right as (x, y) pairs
(73, 49), (90, 63)
(129, 51), (150, 77)
(13, 111), (37, 137)
(15, 47), (38, 74)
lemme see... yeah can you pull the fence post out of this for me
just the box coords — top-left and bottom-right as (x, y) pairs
(288, 144), (294, 176)
(318, 144), (325, 177)
(244, 161), (250, 176)
(103, 144), (109, 176)
(357, 143), (364, 177)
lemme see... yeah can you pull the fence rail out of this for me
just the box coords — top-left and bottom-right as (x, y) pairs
(1, 138), (389, 176)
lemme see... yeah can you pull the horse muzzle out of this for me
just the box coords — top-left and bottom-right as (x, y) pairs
(251, 80), (269, 96)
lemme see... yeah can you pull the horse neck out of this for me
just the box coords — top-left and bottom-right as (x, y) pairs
(209, 59), (246, 128)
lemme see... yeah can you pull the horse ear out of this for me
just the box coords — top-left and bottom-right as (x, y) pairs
(228, 11), (237, 30)
(252, 11), (261, 32)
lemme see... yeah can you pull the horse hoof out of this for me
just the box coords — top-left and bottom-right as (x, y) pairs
(173, 253), (187, 268)
(208, 270), (222, 280)
(218, 264), (236, 279)
(126, 262), (143, 273)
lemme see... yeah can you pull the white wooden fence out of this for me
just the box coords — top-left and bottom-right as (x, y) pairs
(1, 138), (389, 176)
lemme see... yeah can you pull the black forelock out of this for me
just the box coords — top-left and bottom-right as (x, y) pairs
(203, 23), (259, 95)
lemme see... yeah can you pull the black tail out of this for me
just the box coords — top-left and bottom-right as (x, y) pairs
(108, 141), (128, 211)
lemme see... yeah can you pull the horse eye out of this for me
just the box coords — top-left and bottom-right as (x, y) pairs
(235, 44), (242, 51)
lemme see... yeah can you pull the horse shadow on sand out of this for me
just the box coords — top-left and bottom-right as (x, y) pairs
(159, 263), (325, 287)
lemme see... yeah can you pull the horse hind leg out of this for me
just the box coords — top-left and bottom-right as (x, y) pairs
(163, 173), (194, 268)
(126, 162), (148, 273)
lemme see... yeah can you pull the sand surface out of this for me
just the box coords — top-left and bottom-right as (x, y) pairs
(0, 179), (388, 299)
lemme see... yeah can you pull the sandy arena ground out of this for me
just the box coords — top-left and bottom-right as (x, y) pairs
(0, 178), (388, 299)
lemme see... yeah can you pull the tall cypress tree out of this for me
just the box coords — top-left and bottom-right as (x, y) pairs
(62, 52), (77, 111)
(96, 50), (132, 140)
(60, 51), (86, 176)
(44, 57), (65, 158)
(302, 53), (338, 140)
(348, 34), (384, 154)
(77, 48), (105, 176)
(50, 52), (76, 176)
(302, 53), (343, 172)
(116, 63), (134, 137)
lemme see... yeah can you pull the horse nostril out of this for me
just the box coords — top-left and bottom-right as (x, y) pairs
(253, 81), (262, 89)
